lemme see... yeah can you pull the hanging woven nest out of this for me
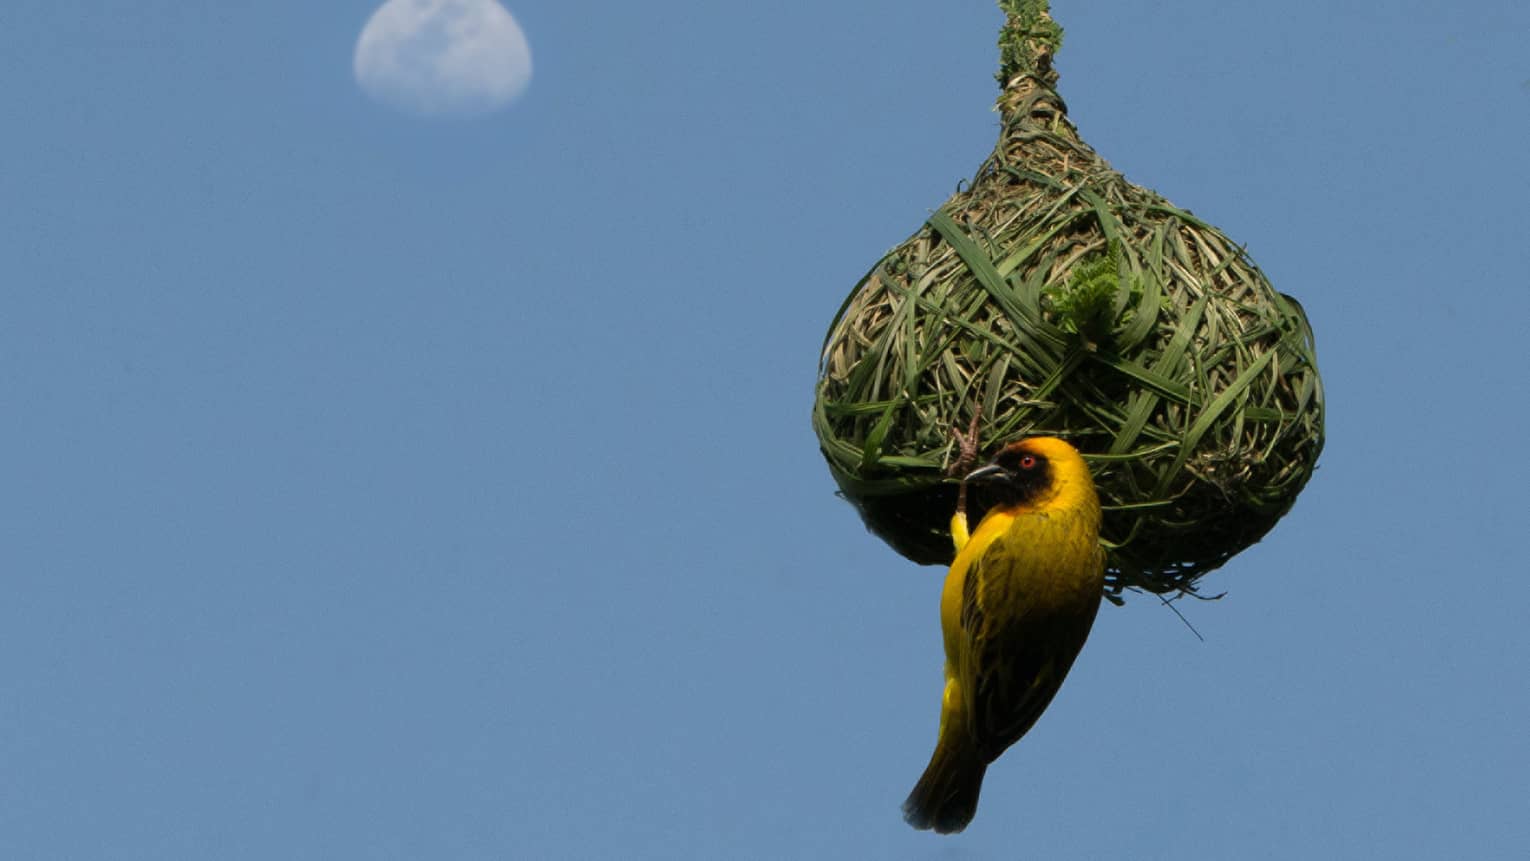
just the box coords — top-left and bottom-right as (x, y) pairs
(813, 0), (1324, 601)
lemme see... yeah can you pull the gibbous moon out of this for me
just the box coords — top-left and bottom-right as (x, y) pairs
(354, 0), (532, 117)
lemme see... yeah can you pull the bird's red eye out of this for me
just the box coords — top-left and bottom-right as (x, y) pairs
(1018, 454), (1037, 469)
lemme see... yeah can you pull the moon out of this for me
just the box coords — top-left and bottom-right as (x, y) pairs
(353, 0), (532, 117)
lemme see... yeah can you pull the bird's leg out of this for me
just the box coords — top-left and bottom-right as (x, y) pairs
(948, 409), (982, 552)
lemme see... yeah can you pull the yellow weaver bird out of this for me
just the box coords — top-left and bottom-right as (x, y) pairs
(903, 437), (1105, 834)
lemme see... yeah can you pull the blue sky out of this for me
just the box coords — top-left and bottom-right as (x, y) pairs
(3, 1), (1528, 858)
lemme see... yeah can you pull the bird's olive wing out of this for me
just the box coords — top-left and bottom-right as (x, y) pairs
(959, 541), (1100, 760)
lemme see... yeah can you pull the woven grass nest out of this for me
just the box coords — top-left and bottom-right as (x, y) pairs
(813, 0), (1324, 602)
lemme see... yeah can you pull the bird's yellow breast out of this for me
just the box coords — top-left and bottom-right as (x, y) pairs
(939, 468), (1104, 668)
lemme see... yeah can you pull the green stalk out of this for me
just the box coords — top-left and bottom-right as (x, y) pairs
(997, 0), (1063, 90)
(993, 0), (1077, 144)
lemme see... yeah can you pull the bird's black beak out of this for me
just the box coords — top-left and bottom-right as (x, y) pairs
(964, 463), (1008, 483)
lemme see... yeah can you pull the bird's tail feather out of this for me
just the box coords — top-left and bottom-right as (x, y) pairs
(902, 737), (988, 834)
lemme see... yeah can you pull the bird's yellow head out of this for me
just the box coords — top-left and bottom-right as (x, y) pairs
(965, 436), (1100, 519)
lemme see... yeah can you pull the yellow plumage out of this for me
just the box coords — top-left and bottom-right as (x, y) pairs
(903, 437), (1105, 834)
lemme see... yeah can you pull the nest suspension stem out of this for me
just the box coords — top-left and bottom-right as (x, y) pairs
(997, 0), (1061, 86)
(993, 0), (1081, 144)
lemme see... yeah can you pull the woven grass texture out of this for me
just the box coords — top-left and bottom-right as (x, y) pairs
(813, 0), (1324, 601)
